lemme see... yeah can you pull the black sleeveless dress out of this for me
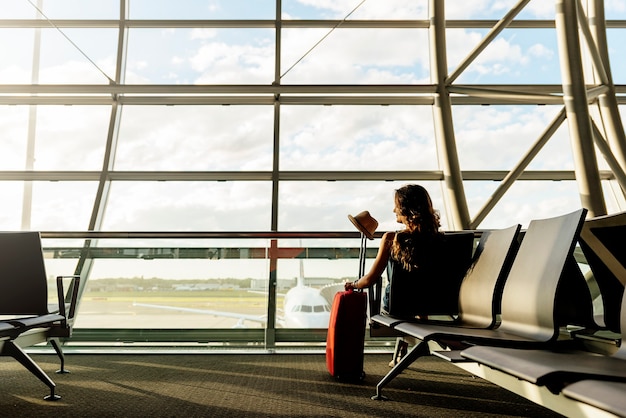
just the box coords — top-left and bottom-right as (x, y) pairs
(382, 233), (466, 318)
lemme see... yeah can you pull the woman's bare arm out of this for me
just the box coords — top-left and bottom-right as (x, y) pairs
(345, 231), (395, 290)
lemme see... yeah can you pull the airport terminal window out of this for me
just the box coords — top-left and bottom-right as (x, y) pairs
(277, 180), (450, 232)
(0, 27), (115, 84)
(0, 106), (29, 168)
(2, 0), (625, 346)
(281, 0), (427, 20)
(445, 0), (553, 19)
(464, 181), (583, 229)
(39, 29), (117, 84)
(70, 239), (271, 329)
(280, 106), (437, 171)
(37, 0), (118, 19)
(115, 106), (274, 171)
(453, 105), (575, 171)
(0, 183), (29, 229)
(28, 182), (98, 231)
(0, 29), (36, 83)
(446, 28), (561, 84)
(607, 29), (626, 85)
(129, 0), (275, 20)
(0, 181), (96, 230)
(33, 106), (110, 170)
(125, 28), (275, 84)
(75, 260), (270, 329)
(281, 28), (429, 84)
(101, 182), (273, 231)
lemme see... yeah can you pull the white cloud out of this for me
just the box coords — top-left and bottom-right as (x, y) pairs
(447, 29), (558, 81)
(445, 0), (493, 19)
(190, 41), (274, 84)
(281, 28), (429, 83)
(445, 0), (554, 19)
(454, 105), (574, 171)
(473, 37), (527, 70)
(528, 43), (554, 59)
(527, 0), (556, 18)
(190, 28), (218, 40)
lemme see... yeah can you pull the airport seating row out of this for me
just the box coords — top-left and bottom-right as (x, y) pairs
(369, 209), (626, 417)
(0, 232), (80, 400)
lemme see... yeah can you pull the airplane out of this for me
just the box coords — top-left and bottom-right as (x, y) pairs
(280, 259), (336, 328)
(133, 259), (343, 329)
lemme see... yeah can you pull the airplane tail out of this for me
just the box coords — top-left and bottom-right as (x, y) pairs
(297, 258), (305, 288)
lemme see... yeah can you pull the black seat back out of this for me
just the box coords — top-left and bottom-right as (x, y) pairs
(579, 211), (626, 333)
(385, 231), (474, 317)
(0, 232), (50, 316)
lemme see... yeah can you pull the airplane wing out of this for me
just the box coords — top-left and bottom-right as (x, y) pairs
(248, 290), (287, 297)
(319, 283), (345, 306)
(133, 302), (268, 325)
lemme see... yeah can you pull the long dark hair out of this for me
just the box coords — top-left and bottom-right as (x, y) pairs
(391, 184), (441, 271)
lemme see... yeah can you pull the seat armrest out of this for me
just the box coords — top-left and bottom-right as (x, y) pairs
(368, 276), (383, 318)
(56, 275), (81, 325)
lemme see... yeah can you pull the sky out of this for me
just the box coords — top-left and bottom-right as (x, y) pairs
(2, 0), (626, 282)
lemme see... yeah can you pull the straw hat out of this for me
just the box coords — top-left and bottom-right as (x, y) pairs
(348, 211), (378, 240)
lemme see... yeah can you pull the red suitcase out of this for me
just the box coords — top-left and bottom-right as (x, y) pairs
(326, 289), (367, 380)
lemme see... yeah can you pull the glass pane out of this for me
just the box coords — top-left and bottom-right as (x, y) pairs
(453, 105), (574, 170)
(445, 0), (555, 19)
(605, 4), (626, 19)
(465, 180), (582, 229)
(39, 0), (119, 19)
(39, 28), (117, 84)
(607, 29), (626, 84)
(6, 1), (116, 19)
(2, 1), (39, 18)
(126, 28), (275, 84)
(75, 239), (270, 329)
(43, 250), (82, 307)
(282, 0), (428, 20)
(101, 182), (272, 231)
(0, 26), (115, 83)
(280, 105), (437, 171)
(0, 29), (36, 83)
(0, 106), (29, 168)
(281, 28), (428, 84)
(0, 182), (24, 229)
(29, 182), (99, 230)
(0, 182), (96, 230)
(129, 0), (275, 19)
(34, 106), (109, 170)
(278, 181), (451, 232)
(0, 182), (99, 230)
(448, 29), (560, 84)
(115, 106), (274, 170)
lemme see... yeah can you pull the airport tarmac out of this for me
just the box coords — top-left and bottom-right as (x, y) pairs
(73, 298), (267, 328)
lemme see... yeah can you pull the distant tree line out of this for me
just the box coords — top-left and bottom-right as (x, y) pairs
(90, 277), (253, 289)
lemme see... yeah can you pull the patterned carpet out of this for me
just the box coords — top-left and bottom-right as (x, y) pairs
(0, 353), (562, 417)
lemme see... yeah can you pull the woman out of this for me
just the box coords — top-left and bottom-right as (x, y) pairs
(344, 184), (442, 365)
(344, 184), (443, 305)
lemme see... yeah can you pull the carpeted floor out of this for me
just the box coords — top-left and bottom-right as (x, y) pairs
(0, 353), (562, 417)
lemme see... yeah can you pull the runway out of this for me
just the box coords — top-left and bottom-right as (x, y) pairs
(73, 297), (267, 329)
